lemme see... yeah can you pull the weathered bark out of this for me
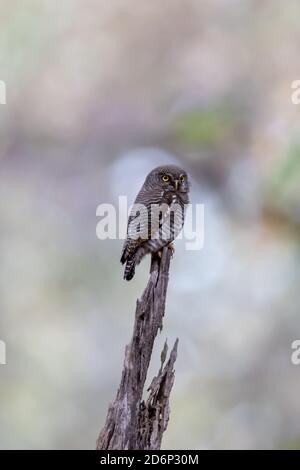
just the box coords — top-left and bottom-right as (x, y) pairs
(96, 246), (178, 450)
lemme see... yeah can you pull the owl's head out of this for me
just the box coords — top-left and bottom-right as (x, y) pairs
(145, 165), (190, 194)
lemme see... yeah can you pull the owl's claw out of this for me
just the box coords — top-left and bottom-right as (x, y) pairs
(168, 243), (175, 257)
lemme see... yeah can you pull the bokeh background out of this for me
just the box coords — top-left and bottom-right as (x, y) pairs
(1, 0), (300, 450)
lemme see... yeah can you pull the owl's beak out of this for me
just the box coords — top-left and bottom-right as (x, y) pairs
(174, 179), (179, 191)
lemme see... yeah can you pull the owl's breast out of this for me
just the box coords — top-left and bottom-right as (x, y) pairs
(164, 190), (188, 206)
(164, 191), (179, 205)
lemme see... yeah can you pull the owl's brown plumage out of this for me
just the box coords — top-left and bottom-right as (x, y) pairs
(121, 165), (190, 280)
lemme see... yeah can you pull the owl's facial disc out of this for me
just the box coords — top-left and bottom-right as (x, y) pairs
(173, 175), (189, 193)
(178, 174), (189, 193)
(156, 168), (189, 193)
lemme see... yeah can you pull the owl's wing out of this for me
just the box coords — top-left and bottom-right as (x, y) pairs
(120, 188), (152, 263)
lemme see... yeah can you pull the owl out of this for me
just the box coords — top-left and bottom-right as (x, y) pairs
(121, 165), (190, 281)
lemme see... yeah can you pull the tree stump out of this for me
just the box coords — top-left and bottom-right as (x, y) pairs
(96, 246), (178, 450)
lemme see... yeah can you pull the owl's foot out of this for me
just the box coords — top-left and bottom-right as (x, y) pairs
(157, 244), (175, 260)
(168, 243), (175, 257)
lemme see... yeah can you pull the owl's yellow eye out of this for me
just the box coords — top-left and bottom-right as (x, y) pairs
(161, 175), (170, 182)
(180, 175), (185, 182)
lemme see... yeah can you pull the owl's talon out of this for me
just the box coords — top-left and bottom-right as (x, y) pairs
(168, 243), (175, 257)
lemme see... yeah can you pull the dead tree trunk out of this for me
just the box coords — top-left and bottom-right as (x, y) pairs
(96, 246), (178, 450)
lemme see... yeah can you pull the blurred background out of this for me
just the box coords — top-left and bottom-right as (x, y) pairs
(0, 0), (300, 450)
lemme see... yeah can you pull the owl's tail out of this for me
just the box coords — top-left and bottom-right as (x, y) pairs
(123, 256), (136, 281)
(122, 246), (150, 281)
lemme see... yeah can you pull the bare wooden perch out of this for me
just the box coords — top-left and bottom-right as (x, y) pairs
(96, 246), (178, 450)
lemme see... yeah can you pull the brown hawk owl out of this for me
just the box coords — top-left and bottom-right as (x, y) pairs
(121, 165), (190, 280)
